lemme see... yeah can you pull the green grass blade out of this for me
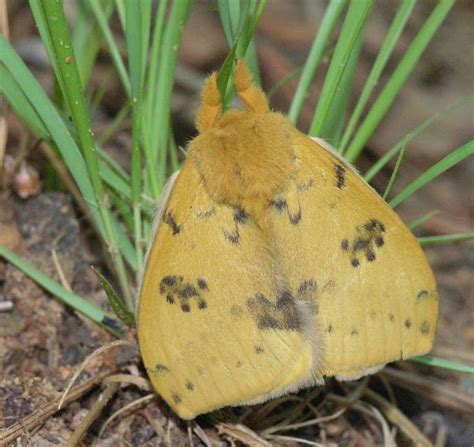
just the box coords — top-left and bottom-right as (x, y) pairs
(389, 140), (474, 208)
(36, 2), (132, 306)
(340, 0), (415, 152)
(418, 233), (474, 246)
(0, 37), (137, 270)
(407, 210), (439, 230)
(345, 0), (455, 162)
(92, 267), (135, 328)
(87, 0), (131, 96)
(288, 0), (347, 124)
(267, 66), (303, 99)
(411, 356), (474, 374)
(364, 94), (474, 183)
(309, 0), (374, 139)
(382, 142), (408, 200)
(0, 64), (48, 138)
(0, 245), (122, 337)
(150, 0), (193, 188)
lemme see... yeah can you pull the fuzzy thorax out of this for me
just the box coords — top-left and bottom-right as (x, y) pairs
(189, 109), (296, 213)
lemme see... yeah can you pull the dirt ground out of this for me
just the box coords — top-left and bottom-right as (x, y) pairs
(1, 1), (473, 446)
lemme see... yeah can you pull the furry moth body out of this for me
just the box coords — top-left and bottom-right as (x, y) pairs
(138, 60), (438, 420)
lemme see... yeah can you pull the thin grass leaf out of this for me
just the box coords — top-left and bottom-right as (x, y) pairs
(73, 0), (115, 87)
(411, 356), (474, 374)
(150, 0), (193, 189)
(288, 0), (347, 124)
(389, 141), (474, 208)
(345, 1), (455, 162)
(0, 64), (48, 138)
(0, 245), (122, 337)
(38, 1), (132, 306)
(319, 33), (365, 146)
(92, 267), (135, 328)
(382, 142), (408, 200)
(407, 210), (439, 230)
(0, 38), (137, 270)
(126, 0), (147, 274)
(364, 94), (474, 182)
(309, 0), (373, 139)
(418, 233), (474, 246)
(87, 0), (131, 96)
(340, 0), (416, 152)
(267, 66), (303, 99)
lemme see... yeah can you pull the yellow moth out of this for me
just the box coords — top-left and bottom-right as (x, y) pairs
(138, 59), (438, 420)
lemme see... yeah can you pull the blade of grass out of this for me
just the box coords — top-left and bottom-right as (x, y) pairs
(126, 0), (148, 274)
(217, 0), (267, 108)
(382, 141), (408, 200)
(411, 356), (474, 374)
(86, 0), (131, 96)
(389, 140), (474, 208)
(340, 0), (416, 152)
(407, 210), (439, 230)
(0, 245), (122, 337)
(418, 233), (474, 246)
(150, 0), (193, 189)
(345, 0), (455, 162)
(319, 32), (365, 146)
(267, 66), (303, 99)
(1, 37), (136, 267)
(72, 0), (115, 86)
(288, 0), (347, 124)
(364, 94), (474, 182)
(38, 1), (132, 307)
(0, 64), (48, 138)
(309, 0), (374, 139)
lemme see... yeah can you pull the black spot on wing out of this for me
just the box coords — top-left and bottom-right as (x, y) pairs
(255, 346), (265, 354)
(224, 229), (240, 244)
(155, 363), (170, 373)
(417, 289), (429, 299)
(404, 319), (412, 329)
(334, 164), (346, 189)
(160, 276), (209, 312)
(289, 210), (302, 225)
(247, 290), (302, 332)
(233, 208), (248, 224)
(172, 393), (182, 404)
(185, 381), (194, 391)
(297, 178), (315, 192)
(342, 219), (386, 268)
(420, 320), (430, 335)
(269, 197), (287, 213)
(164, 211), (182, 235)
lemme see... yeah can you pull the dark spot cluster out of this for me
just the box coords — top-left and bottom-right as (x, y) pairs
(334, 164), (346, 189)
(172, 393), (182, 404)
(164, 211), (182, 235)
(417, 289), (429, 299)
(195, 207), (216, 219)
(159, 275), (209, 312)
(297, 178), (315, 192)
(185, 381), (194, 391)
(420, 320), (430, 335)
(247, 290), (302, 332)
(255, 345), (265, 354)
(154, 363), (170, 373)
(223, 207), (249, 244)
(268, 196), (302, 225)
(341, 219), (386, 267)
(296, 279), (319, 314)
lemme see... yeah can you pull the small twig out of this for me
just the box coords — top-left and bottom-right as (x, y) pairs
(363, 388), (432, 447)
(51, 248), (72, 292)
(384, 366), (474, 414)
(102, 373), (152, 390)
(99, 394), (155, 437)
(0, 370), (111, 445)
(65, 381), (120, 447)
(59, 340), (135, 410)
